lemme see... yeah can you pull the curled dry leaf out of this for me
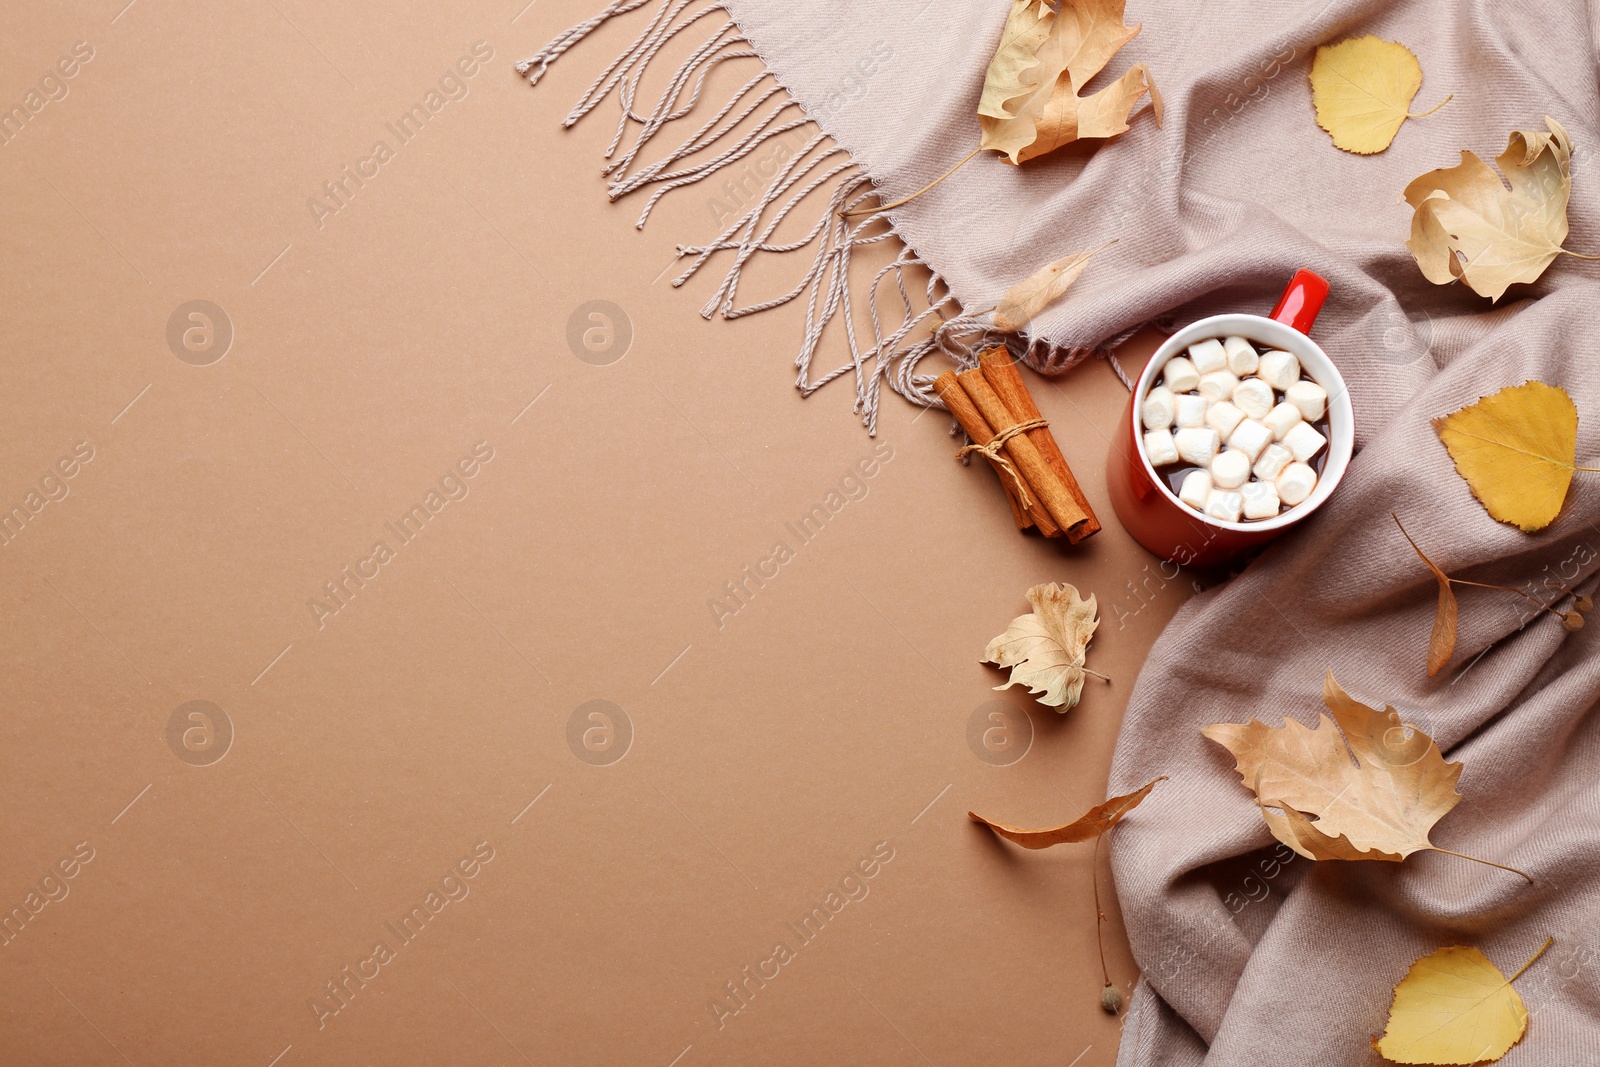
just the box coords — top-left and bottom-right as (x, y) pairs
(981, 582), (1102, 710)
(978, 0), (1161, 165)
(1373, 938), (1552, 1065)
(967, 776), (1165, 848)
(993, 240), (1115, 332)
(1393, 513), (1459, 675)
(1403, 117), (1594, 301)
(1309, 35), (1449, 154)
(1434, 381), (1589, 532)
(969, 774), (1163, 1018)
(1203, 671), (1463, 863)
(845, 0), (1159, 217)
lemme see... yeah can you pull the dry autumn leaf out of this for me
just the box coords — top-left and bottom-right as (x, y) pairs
(1373, 938), (1552, 1065)
(843, 0), (1159, 217)
(969, 774), (1165, 1016)
(1403, 117), (1598, 301)
(1393, 513), (1459, 675)
(978, 0), (1161, 165)
(981, 582), (1104, 709)
(1434, 380), (1597, 532)
(967, 775), (1165, 847)
(993, 240), (1115, 331)
(1393, 511), (1588, 677)
(1203, 671), (1527, 879)
(1309, 35), (1449, 154)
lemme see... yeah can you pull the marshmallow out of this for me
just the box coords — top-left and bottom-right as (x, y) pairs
(1277, 462), (1317, 506)
(1263, 401), (1303, 441)
(1178, 469), (1212, 509)
(1223, 336), (1259, 376)
(1163, 356), (1200, 394)
(1175, 426), (1221, 466)
(1142, 386), (1177, 430)
(1227, 418), (1273, 463)
(1286, 379), (1328, 421)
(1176, 393), (1208, 428)
(1283, 421), (1327, 462)
(1206, 400), (1246, 438)
(1204, 488), (1244, 523)
(1241, 479), (1281, 519)
(1232, 377), (1275, 419)
(1198, 369), (1240, 402)
(1252, 442), (1293, 482)
(1143, 428), (1179, 466)
(1188, 338), (1228, 374)
(1259, 349), (1301, 390)
(1210, 449), (1251, 490)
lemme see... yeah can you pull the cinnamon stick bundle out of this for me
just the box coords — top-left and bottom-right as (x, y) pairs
(933, 371), (1057, 537)
(932, 351), (1099, 543)
(978, 349), (1100, 541)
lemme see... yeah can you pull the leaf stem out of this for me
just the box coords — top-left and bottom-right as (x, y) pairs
(1082, 667), (1112, 682)
(1405, 93), (1453, 119)
(1392, 512), (1443, 576)
(839, 147), (981, 218)
(1447, 578), (1572, 622)
(1092, 831), (1110, 987)
(1508, 936), (1554, 983)
(1560, 249), (1600, 261)
(1431, 847), (1534, 883)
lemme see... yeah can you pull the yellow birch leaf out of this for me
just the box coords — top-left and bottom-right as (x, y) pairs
(1310, 36), (1448, 154)
(981, 582), (1102, 710)
(968, 776), (1165, 848)
(1433, 381), (1584, 532)
(1373, 938), (1552, 1064)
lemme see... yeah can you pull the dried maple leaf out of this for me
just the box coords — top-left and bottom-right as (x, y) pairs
(1434, 380), (1598, 532)
(1393, 513), (1459, 675)
(968, 776), (1164, 847)
(981, 582), (1104, 710)
(842, 0), (1159, 218)
(1203, 671), (1531, 879)
(992, 240), (1114, 331)
(1373, 938), (1552, 1064)
(1309, 35), (1449, 154)
(1403, 117), (1598, 301)
(977, 0), (1161, 165)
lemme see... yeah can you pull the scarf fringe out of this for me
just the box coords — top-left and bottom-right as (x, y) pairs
(518, 0), (1126, 435)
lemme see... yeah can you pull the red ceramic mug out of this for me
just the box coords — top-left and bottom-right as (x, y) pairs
(1106, 270), (1354, 567)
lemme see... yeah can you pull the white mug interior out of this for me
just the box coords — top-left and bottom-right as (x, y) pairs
(1132, 313), (1354, 534)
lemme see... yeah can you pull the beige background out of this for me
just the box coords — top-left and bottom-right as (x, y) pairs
(0, 1), (1197, 1063)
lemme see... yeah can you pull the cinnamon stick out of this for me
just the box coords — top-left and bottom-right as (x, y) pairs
(957, 368), (1089, 535)
(933, 372), (1048, 534)
(977, 349), (1101, 542)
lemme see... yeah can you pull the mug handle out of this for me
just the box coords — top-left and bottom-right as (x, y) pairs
(1268, 269), (1329, 335)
